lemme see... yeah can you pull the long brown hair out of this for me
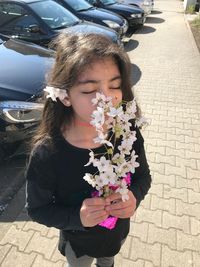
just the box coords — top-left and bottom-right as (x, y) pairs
(33, 33), (140, 145)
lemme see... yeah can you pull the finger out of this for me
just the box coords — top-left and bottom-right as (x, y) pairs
(105, 193), (122, 203)
(94, 214), (109, 224)
(109, 207), (134, 218)
(84, 197), (106, 206)
(105, 201), (129, 212)
(88, 206), (106, 213)
(90, 210), (109, 220)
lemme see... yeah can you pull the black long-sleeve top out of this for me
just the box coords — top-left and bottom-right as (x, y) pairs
(25, 125), (151, 258)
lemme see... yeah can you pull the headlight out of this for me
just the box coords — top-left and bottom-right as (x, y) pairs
(102, 20), (120, 29)
(131, 13), (142, 18)
(143, 0), (150, 5)
(0, 101), (44, 123)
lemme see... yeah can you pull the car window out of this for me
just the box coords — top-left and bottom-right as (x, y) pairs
(30, 0), (80, 29)
(65, 0), (92, 11)
(0, 3), (39, 35)
(100, 0), (116, 5)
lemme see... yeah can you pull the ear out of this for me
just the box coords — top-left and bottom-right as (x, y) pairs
(60, 96), (71, 107)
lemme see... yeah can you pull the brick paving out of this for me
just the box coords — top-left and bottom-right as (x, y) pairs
(0, 0), (200, 266)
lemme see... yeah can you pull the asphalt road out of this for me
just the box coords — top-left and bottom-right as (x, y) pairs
(0, 153), (26, 217)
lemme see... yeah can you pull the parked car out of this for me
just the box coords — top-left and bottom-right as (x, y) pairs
(0, 0), (122, 48)
(54, 0), (128, 37)
(118, 0), (153, 15)
(0, 34), (53, 160)
(86, 0), (145, 29)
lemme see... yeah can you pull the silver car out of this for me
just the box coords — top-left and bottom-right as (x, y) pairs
(118, 0), (153, 15)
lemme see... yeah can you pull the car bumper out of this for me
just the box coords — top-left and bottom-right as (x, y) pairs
(127, 16), (146, 27)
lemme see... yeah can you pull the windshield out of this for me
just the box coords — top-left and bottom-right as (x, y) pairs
(30, 0), (80, 29)
(65, 0), (93, 11)
(100, 0), (116, 5)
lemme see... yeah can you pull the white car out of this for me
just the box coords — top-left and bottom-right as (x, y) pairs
(118, 0), (154, 15)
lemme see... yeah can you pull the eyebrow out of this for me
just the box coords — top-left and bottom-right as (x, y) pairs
(77, 75), (121, 85)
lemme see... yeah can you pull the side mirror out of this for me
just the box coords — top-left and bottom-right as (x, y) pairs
(28, 24), (41, 33)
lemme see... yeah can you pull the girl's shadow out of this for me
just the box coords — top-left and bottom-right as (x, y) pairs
(130, 64), (142, 87)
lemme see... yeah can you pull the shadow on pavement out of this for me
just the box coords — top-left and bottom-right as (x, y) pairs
(151, 10), (163, 15)
(146, 16), (165, 24)
(134, 25), (156, 34)
(130, 63), (142, 86)
(124, 39), (139, 52)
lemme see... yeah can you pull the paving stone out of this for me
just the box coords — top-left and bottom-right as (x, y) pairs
(153, 173), (176, 187)
(51, 246), (65, 262)
(146, 145), (165, 155)
(147, 224), (176, 249)
(190, 217), (200, 236)
(163, 185), (187, 202)
(151, 195), (176, 214)
(0, 244), (11, 265)
(157, 139), (177, 150)
(176, 176), (199, 192)
(176, 199), (200, 220)
(47, 227), (59, 238)
(166, 147), (185, 157)
(161, 245), (193, 267)
(177, 230), (200, 252)
(32, 254), (64, 267)
(162, 211), (190, 234)
(175, 157), (197, 169)
(25, 232), (58, 259)
(130, 237), (161, 266)
(167, 133), (185, 143)
(129, 222), (148, 242)
(185, 151), (200, 160)
(0, 225), (34, 251)
(148, 183), (163, 198)
(120, 235), (132, 258)
(1, 247), (36, 267)
(140, 194), (151, 209)
(187, 168), (200, 180)
(155, 154), (175, 166)
(23, 221), (49, 236)
(165, 164), (186, 178)
(122, 258), (144, 267)
(135, 207), (162, 227)
(193, 252), (200, 267)
(188, 189), (200, 204)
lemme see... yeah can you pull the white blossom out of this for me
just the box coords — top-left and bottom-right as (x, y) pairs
(83, 93), (143, 201)
(84, 150), (95, 167)
(83, 173), (96, 187)
(44, 86), (68, 102)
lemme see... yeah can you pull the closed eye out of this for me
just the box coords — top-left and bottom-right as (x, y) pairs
(82, 90), (97, 94)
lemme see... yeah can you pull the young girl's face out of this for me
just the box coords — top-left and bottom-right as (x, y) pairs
(66, 57), (123, 125)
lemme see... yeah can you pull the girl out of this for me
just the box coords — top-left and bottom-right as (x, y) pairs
(25, 33), (151, 267)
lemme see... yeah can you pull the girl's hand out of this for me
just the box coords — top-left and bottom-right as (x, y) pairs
(105, 191), (136, 218)
(80, 197), (109, 227)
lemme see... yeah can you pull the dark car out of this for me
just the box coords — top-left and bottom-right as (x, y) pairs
(0, 0), (122, 48)
(86, 0), (145, 28)
(54, 0), (128, 37)
(0, 34), (53, 160)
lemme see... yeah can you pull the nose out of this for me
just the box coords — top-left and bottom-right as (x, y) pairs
(99, 87), (110, 97)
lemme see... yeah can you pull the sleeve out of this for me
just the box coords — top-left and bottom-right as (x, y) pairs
(25, 143), (85, 231)
(129, 126), (152, 209)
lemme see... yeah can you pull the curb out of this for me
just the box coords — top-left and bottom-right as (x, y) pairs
(184, 13), (200, 56)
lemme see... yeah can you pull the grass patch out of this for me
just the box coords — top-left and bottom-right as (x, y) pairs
(186, 4), (196, 14)
(192, 15), (200, 27)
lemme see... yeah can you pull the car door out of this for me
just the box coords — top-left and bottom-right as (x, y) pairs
(0, 2), (47, 44)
